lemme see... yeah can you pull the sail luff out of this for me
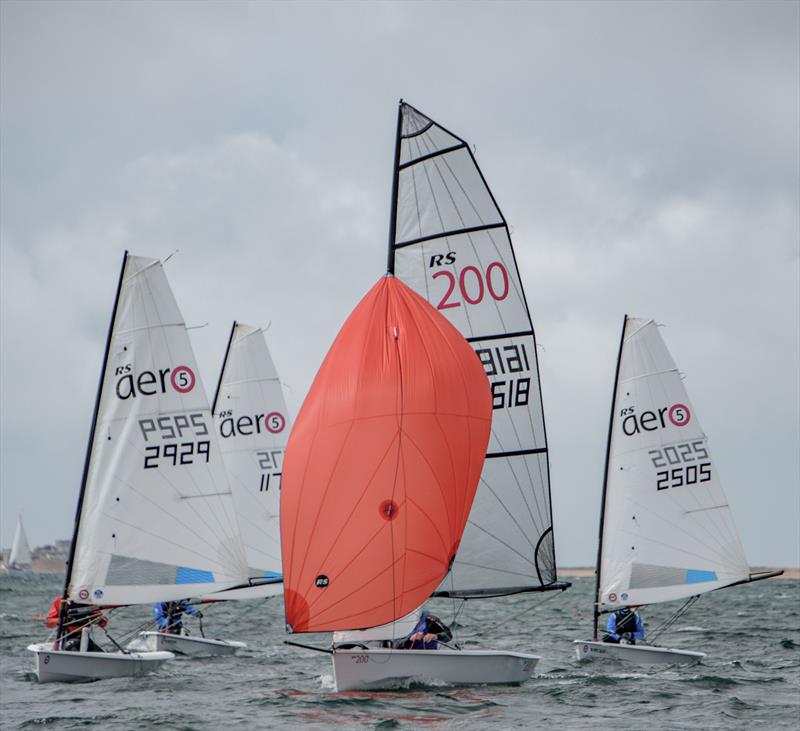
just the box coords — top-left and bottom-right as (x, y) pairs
(211, 320), (238, 415)
(386, 100), (404, 275)
(57, 251), (129, 644)
(593, 314), (628, 639)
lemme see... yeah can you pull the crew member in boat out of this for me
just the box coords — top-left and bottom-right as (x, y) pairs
(45, 595), (107, 652)
(398, 612), (453, 650)
(153, 599), (202, 635)
(603, 606), (645, 645)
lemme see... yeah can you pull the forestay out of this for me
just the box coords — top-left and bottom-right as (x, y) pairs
(389, 102), (558, 596)
(69, 254), (249, 606)
(598, 317), (750, 610)
(281, 276), (492, 633)
(212, 323), (287, 583)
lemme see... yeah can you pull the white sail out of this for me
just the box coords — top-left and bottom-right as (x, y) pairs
(212, 323), (288, 582)
(390, 102), (558, 596)
(9, 515), (32, 568)
(598, 317), (750, 610)
(69, 254), (249, 606)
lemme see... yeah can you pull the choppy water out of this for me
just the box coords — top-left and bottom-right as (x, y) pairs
(0, 573), (797, 729)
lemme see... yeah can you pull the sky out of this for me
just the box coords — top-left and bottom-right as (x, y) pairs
(1, 0), (798, 568)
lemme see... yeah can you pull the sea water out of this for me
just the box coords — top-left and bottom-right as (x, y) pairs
(1, 573), (797, 729)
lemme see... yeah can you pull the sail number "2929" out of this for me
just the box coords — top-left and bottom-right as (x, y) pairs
(648, 441), (712, 491)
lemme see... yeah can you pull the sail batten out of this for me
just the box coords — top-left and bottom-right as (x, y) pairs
(390, 102), (559, 595)
(596, 317), (750, 611)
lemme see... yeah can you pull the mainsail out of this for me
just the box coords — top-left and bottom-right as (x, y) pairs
(388, 101), (563, 597)
(596, 316), (750, 614)
(9, 515), (32, 568)
(211, 322), (287, 590)
(281, 276), (492, 633)
(67, 253), (249, 607)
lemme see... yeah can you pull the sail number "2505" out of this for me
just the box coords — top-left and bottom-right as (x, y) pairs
(648, 441), (712, 491)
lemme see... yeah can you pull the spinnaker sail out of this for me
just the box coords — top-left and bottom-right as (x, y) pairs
(211, 322), (288, 590)
(281, 276), (492, 633)
(388, 102), (563, 597)
(67, 253), (249, 607)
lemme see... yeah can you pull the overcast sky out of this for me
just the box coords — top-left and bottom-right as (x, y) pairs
(1, 0), (798, 567)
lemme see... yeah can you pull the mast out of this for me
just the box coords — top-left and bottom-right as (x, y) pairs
(212, 320), (238, 415)
(385, 98), (404, 275)
(56, 251), (128, 646)
(593, 314), (628, 640)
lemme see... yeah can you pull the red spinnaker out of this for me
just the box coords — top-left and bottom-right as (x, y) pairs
(281, 276), (491, 633)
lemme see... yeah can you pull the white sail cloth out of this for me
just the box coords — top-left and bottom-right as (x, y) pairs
(213, 323), (288, 580)
(598, 318), (750, 610)
(391, 104), (555, 596)
(9, 515), (32, 567)
(69, 255), (249, 606)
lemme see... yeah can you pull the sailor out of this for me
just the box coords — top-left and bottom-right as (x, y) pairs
(45, 595), (107, 652)
(154, 599), (201, 635)
(603, 606), (645, 644)
(399, 612), (453, 650)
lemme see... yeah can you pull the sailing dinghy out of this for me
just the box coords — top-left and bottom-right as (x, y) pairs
(332, 101), (570, 690)
(282, 275), (508, 691)
(283, 102), (568, 691)
(574, 316), (783, 666)
(7, 515), (32, 572)
(136, 323), (288, 656)
(29, 252), (252, 681)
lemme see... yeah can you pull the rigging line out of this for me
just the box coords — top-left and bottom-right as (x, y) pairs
(210, 596), (271, 634)
(472, 589), (562, 638)
(648, 595), (700, 643)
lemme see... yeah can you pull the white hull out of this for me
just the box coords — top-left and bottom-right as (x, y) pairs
(27, 643), (174, 683)
(133, 631), (246, 656)
(573, 640), (705, 666)
(332, 647), (540, 692)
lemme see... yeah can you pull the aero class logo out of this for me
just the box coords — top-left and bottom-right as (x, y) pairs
(622, 403), (692, 436)
(115, 364), (196, 399)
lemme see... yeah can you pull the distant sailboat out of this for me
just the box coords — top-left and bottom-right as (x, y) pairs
(8, 515), (32, 571)
(574, 316), (783, 665)
(28, 252), (252, 681)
